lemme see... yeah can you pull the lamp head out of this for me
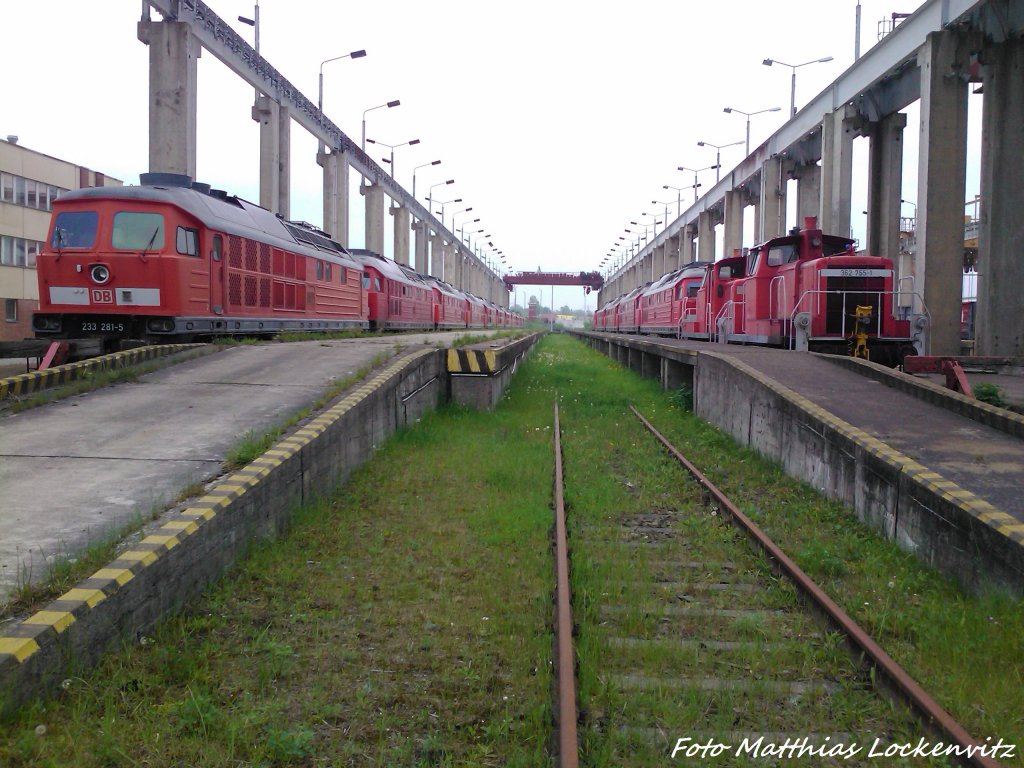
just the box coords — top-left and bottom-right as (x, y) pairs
(351, 49), (367, 59)
(723, 107), (733, 113)
(386, 100), (400, 108)
(762, 58), (774, 66)
(409, 139), (421, 146)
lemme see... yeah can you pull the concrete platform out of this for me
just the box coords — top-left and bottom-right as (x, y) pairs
(0, 331), (492, 604)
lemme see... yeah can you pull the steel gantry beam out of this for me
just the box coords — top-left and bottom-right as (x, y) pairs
(611, 0), (1000, 281)
(141, 0), (497, 282)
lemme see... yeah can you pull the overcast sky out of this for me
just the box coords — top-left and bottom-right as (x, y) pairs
(7, 0), (981, 310)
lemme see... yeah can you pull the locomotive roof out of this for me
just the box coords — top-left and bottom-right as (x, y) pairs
(348, 249), (433, 289)
(56, 183), (361, 270)
(640, 261), (712, 297)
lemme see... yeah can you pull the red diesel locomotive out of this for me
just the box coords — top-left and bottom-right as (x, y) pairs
(33, 174), (520, 342)
(596, 218), (925, 365)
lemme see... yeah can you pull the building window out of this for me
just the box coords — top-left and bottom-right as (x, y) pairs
(5, 299), (16, 322)
(0, 172), (68, 211)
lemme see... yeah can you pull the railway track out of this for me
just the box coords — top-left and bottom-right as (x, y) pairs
(551, 401), (1002, 767)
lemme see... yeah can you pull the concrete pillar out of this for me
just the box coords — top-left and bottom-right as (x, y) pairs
(820, 107), (854, 237)
(252, 96), (280, 212)
(697, 212), (715, 262)
(977, 36), (1024, 356)
(794, 164), (822, 226)
(683, 225), (697, 265)
(390, 205), (411, 265)
(724, 190), (744, 258)
(667, 234), (681, 270)
(915, 30), (970, 355)
(414, 222), (429, 274)
(429, 235), (444, 279)
(138, 21), (199, 179)
(446, 245), (459, 288)
(866, 112), (907, 258)
(361, 184), (386, 255)
(759, 157), (785, 240)
(276, 106), (290, 219)
(318, 150), (350, 246)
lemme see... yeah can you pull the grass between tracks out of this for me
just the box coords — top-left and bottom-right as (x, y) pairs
(0, 335), (1020, 766)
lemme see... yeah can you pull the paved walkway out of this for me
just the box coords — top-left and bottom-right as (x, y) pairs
(0, 332), (482, 603)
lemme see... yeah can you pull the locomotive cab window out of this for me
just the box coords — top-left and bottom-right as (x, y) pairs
(51, 211), (99, 249)
(362, 272), (371, 290)
(766, 240), (798, 267)
(113, 212), (165, 251)
(176, 227), (199, 257)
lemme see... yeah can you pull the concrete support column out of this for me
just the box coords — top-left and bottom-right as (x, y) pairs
(318, 150), (350, 246)
(276, 106), (290, 219)
(390, 205), (411, 265)
(724, 190), (744, 258)
(252, 96), (280, 213)
(977, 36), (1024, 356)
(759, 157), (785, 240)
(683, 225), (697, 266)
(866, 112), (907, 258)
(655, 243), (668, 279)
(413, 222), (429, 274)
(697, 212), (715, 262)
(361, 183), (386, 255)
(445, 246), (459, 288)
(820, 107), (854, 237)
(915, 30), (970, 355)
(138, 21), (199, 179)
(667, 234), (681, 270)
(429, 235), (444, 279)
(793, 164), (822, 227)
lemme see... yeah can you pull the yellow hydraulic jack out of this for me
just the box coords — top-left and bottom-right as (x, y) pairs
(850, 305), (873, 360)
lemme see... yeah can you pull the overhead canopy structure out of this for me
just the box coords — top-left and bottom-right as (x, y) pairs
(503, 271), (604, 293)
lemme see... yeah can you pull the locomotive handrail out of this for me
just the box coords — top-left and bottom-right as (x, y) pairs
(768, 275), (786, 322)
(713, 300), (735, 343)
(786, 288), (931, 351)
(897, 275), (916, 318)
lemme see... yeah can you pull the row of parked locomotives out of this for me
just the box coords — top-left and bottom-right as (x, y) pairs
(32, 173), (521, 344)
(594, 218), (926, 366)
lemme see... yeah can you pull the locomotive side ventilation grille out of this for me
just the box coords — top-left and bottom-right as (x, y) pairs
(824, 276), (885, 334)
(228, 236), (243, 269)
(245, 240), (259, 273)
(228, 273), (242, 307)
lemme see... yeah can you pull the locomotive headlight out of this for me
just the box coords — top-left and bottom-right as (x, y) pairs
(90, 264), (111, 285)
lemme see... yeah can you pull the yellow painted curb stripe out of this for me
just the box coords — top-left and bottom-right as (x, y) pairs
(118, 550), (160, 567)
(140, 534), (180, 549)
(92, 568), (134, 586)
(60, 588), (107, 608)
(24, 611), (76, 634)
(162, 520), (199, 535)
(0, 637), (40, 662)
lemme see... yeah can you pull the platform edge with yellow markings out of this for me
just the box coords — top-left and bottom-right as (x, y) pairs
(0, 347), (445, 714)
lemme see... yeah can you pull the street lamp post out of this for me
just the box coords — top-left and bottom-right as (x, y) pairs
(450, 206), (474, 233)
(762, 56), (834, 116)
(427, 181), (455, 223)
(696, 140), (744, 183)
(651, 199), (672, 228)
(723, 106), (782, 155)
(662, 184), (686, 217)
(366, 137), (420, 179)
(361, 100), (400, 152)
(677, 165), (719, 203)
(319, 50), (372, 154)
(412, 159), (441, 199)
(237, 2), (261, 100)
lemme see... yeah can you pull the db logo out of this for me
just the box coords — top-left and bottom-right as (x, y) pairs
(91, 289), (114, 304)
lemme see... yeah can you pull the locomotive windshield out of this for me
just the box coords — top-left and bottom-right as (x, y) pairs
(112, 212), (165, 250)
(51, 211), (98, 249)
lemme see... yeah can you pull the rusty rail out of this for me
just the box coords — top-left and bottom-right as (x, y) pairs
(630, 404), (1002, 768)
(553, 401), (579, 768)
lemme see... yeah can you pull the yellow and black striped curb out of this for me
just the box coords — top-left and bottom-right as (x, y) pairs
(0, 348), (435, 668)
(0, 344), (207, 400)
(708, 352), (1024, 547)
(822, 355), (1024, 440)
(447, 347), (497, 373)
(446, 332), (543, 374)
